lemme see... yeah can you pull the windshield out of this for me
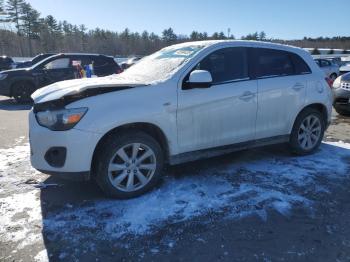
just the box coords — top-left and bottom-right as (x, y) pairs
(120, 44), (205, 83)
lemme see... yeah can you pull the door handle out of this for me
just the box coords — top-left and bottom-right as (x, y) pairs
(292, 83), (305, 91)
(239, 91), (255, 101)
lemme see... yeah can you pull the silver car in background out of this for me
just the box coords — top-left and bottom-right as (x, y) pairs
(314, 58), (339, 80)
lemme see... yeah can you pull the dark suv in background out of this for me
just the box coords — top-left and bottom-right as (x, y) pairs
(0, 53), (122, 103)
(15, 53), (56, 69)
(0, 56), (15, 71)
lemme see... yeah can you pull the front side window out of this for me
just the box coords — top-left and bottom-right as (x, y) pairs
(44, 58), (70, 70)
(255, 48), (294, 78)
(194, 47), (248, 84)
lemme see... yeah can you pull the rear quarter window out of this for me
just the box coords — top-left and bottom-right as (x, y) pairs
(290, 53), (312, 74)
(253, 48), (312, 78)
(93, 57), (113, 67)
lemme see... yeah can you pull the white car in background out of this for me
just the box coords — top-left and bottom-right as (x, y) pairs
(29, 40), (333, 198)
(314, 58), (339, 80)
(340, 63), (350, 75)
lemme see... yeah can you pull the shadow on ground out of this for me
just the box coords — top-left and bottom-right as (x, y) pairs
(38, 143), (350, 261)
(0, 98), (32, 111)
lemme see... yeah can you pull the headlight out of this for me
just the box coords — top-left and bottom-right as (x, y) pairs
(36, 107), (88, 131)
(0, 73), (8, 80)
(332, 76), (342, 89)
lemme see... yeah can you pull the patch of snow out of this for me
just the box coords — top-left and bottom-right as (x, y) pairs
(0, 190), (42, 247)
(1, 140), (350, 256)
(43, 142), (350, 245)
(34, 249), (49, 262)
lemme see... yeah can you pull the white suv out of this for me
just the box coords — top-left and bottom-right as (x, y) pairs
(29, 40), (333, 198)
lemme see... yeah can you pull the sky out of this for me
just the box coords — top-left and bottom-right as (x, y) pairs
(27, 0), (349, 40)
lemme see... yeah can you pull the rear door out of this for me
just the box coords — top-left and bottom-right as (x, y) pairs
(253, 48), (309, 139)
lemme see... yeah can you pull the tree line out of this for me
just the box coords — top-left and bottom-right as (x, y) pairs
(0, 0), (349, 57)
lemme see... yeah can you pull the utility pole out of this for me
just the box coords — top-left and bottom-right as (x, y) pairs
(227, 28), (231, 39)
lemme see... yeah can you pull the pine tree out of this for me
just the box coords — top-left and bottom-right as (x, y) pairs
(6, 0), (25, 34)
(45, 15), (59, 33)
(312, 48), (320, 55)
(259, 31), (266, 41)
(20, 2), (40, 55)
(162, 27), (177, 44)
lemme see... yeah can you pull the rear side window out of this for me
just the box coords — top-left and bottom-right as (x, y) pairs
(194, 47), (248, 84)
(290, 53), (311, 74)
(320, 59), (331, 67)
(254, 48), (294, 78)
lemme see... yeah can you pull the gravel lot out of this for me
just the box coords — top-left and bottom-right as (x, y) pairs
(0, 96), (350, 262)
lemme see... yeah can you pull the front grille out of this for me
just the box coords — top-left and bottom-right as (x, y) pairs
(341, 82), (350, 90)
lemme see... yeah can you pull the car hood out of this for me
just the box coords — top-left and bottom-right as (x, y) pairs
(31, 74), (148, 104)
(0, 68), (31, 74)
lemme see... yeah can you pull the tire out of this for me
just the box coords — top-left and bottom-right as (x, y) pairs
(289, 108), (325, 155)
(95, 131), (164, 199)
(12, 81), (35, 103)
(334, 107), (350, 116)
(330, 73), (337, 80)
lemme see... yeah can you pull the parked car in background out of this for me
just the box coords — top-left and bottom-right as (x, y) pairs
(0, 53), (122, 103)
(29, 40), (332, 199)
(333, 72), (350, 115)
(120, 56), (142, 70)
(339, 62), (350, 75)
(326, 57), (342, 67)
(314, 58), (339, 80)
(0, 56), (16, 71)
(15, 53), (56, 69)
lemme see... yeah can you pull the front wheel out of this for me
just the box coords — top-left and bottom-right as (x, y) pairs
(289, 108), (325, 155)
(95, 131), (164, 199)
(329, 73), (337, 81)
(12, 82), (34, 103)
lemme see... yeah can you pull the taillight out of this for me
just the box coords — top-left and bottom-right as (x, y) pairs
(325, 77), (333, 89)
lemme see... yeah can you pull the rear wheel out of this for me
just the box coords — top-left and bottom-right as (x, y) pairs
(12, 81), (34, 103)
(289, 108), (325, 155)
(330, 73), (337, 81)
(95, 131), (164, 199)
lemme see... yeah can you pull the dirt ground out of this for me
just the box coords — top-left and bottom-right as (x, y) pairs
(0, 96), (350, 262)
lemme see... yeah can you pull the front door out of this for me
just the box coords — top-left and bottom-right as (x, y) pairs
(38, 57), (74, 87)
(177, 47), (258, 153)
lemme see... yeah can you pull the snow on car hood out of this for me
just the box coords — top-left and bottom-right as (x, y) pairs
(31, 74), (147, 104)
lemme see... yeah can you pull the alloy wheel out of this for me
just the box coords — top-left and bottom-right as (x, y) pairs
(108, 143), (157, 192)
(297, 115), (321, 150)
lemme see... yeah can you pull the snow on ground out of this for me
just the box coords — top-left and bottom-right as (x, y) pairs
(0, 140), (350, 257)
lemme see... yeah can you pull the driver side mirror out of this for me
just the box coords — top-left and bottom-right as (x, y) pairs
(183, 70), (212, 90)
